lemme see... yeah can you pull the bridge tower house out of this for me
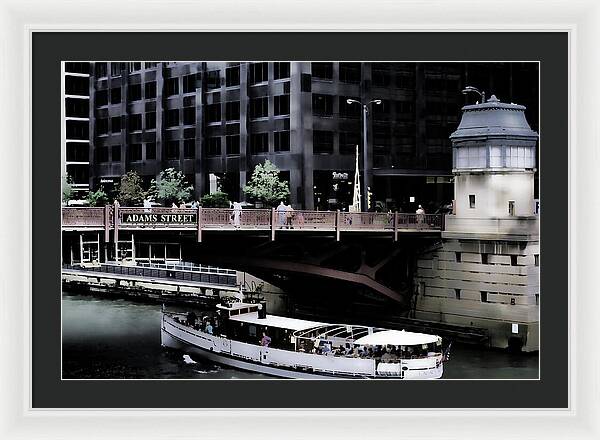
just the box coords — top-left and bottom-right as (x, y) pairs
(414, 95), (540, 351)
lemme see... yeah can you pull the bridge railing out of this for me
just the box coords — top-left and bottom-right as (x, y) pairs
(283, 210), (336, 230)
(203, 208), (272, 229)
(62, 207), (106, 228)
(339, 212), (395, 230)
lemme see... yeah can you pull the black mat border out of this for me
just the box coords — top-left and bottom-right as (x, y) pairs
(33, 32), (568, 408)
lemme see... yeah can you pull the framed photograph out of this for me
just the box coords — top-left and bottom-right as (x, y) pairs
(1, 0), (597, 439)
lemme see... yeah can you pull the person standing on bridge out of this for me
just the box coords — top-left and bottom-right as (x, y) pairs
(232, 201), (242, 228)
(276, 201), (287, 228)
(416, 205), (426, 228)
(285, 203), (294, 229)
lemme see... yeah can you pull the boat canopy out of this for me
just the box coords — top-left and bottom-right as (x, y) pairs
(353, 330), (439, 346)
(228, 311), (325, 331)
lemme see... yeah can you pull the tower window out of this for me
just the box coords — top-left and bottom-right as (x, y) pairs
(480, 291), (488, 303)
(508, 200), (515, 216)
(481, 253), (488, 264)
(469, 194), (476, 208)
(511, 255), (518, 266)
(455, 289), (461, 300)
(455, 252), (461, 262)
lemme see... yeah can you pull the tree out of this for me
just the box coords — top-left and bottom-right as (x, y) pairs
(62, 174), (74, 204)
(117, 171), (145, 206)
(243, 160), (290, 207)
(148, 168), (193, 206)
(86, 187), (109, 207)
(200, 191), (231, 208)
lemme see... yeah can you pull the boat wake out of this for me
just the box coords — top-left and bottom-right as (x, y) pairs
(182, 354), (197, 364)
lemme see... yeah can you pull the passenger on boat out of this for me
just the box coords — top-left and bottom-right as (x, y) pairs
(205, 321), (213, 335)
(260, 332), (271, 347)
(186, 311), (197, 327)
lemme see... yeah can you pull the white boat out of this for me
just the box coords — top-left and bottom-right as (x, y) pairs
(161, 299), (446, 379)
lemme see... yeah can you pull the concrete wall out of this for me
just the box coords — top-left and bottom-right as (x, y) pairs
(414, 238), (540, 351)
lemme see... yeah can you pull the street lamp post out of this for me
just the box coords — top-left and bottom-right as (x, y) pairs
(346, 98), (382, 211)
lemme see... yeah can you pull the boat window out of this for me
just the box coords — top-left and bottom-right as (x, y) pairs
(248, 325), (256, 337)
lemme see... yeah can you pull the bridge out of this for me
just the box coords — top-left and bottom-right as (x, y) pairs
(62, 206), (443, 242)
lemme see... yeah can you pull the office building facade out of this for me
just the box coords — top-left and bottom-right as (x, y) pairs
(86, 62), (538, 211)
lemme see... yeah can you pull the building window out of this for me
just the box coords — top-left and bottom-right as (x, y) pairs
(469, 194), (476, 209)
(339, 96), (361, 119)
(311, 62), (333, 80)
(480, 291), (488, 303)
(339, 63), (361, 83)
(65, 98), (89, 118)
(274, 131), (290, 152)
(249, 62), (268, 85)
(183, 74), (198, 93)
(339, 132), (361, 155)
(455, 252), (461, 262)
(129, 143), (142, 161)
(206, 104), (221, 123)
(67, 120), (89, 140)
(396, 73), (415, 89)
(165, 140), (179, 159)
(184, 139), (195, 158)
(95, 90), (108, 107)
(129, 114), (142, 132)
(145, 112), (156, 130)
(144, 62), (158, 69)
(274, 95), (290, 116)
(313, 130), (333, 154)
(166, 77), (179, 96)
(511, 255), (518, 266)
(110, 63), (124, 77)
(96, 146), (109, 162)
(250, 133), (268, 154)
(274, 62), (290, 79)
(481, 253), (488, 264)
(96, 118), (108, 136)
(534, 254), (539, 266)
(111, 87), (121, 104)
(372, 64), (391, 87)
(128, 84), (142, 101)
(206, 71), (221, 89)
(372, 100), (390, 121)
(226, 66), (240, 87)
(226, 101), (240, 121)
(145, 81), (156, 99)
(165, 109), (179, 127)
(111, 145), (121, 162)
(95, 63), (107, 77)
(129, 62), (142, 72)
(206, 137), (221, 156)
(183, 107), (196, 125)
(145, 142), (156, 160)
(508, 200), (515, 216)
(111, 116), (121, 133)
(250, 97), (268, 119)
(312, 94), (333, 117)
(226, 135), (240, 155)
(455, 289), (461, 300)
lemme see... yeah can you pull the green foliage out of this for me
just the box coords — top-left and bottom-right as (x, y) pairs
(86, 187), (109, 207)
(62, 174), (74, 203)
(200, 191), (231, 208)
(243, 160), (290, 207)
(117, 171), (146, 206)
(148, 168), (193, 206)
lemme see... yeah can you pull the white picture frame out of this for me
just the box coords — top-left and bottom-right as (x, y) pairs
(0, 0), (596, 438)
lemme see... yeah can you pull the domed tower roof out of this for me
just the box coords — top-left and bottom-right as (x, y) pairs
(450, 95), (538, 141)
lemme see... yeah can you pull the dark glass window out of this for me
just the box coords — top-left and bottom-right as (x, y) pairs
(111, 87), (121, 104)
(226, 135), (240, 155)
(250, 97), (268, 119)
(144, 62), (158, 69)
(111, 116), (121, 133)
(65, 62), (90, 74)
(311, 62), (333, 80)
(165, 140), (179, 159)
(372, 100), (390, 121)
(372, 64), (391, 87)
(145, 142), (156, 160)
(65, 98), (89, 118)
(96, 146), (109, 162)
(339, 63), (361, 83)
(339, 132), (361, 155)
(274, 62), (290, 79)
(166, 77), (179, 96)
(274, 95), (290, 116)
(183, 107), (196, 125)
(226, 66), (240, 87)
(128, 84), (142, 101)
(339, 96), (361, 118)
(184, 139), (195, 158)
(396, 73), (415, 89)
(145, 81), (156, 99)
(206, 137), (221, 156)
(95, 90), (108, 107)
(129, 143), (142, 161)
(95, 63), (107, 77)
(165, 109), (179, 127)
(111, 145), (121, 161)
(66, 142), (89, 162)
(183, 74), (198, 93)
(110, 63), (124, 76)
(129, 62), (142, 72)
(312, 94), (333, 117)
(145, 112), (156, 130)
(249, 62), (268, 84)
(313, 130), (333, 154)
(65, 76), (89, 95)
(95, 118), (108, 136)
(396, 100), (415, 120)
(206, 104), (221, 123)
(129, 114), (142, 132)
(66, 120), (88, 139)
(274, 131), (290, 152)
(226, 101), (240, 120)
(206, 71), (221, 89)
(250, 133), (268, 154)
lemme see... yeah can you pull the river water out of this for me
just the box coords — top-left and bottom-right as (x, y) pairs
(62, 292), (539, 380)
